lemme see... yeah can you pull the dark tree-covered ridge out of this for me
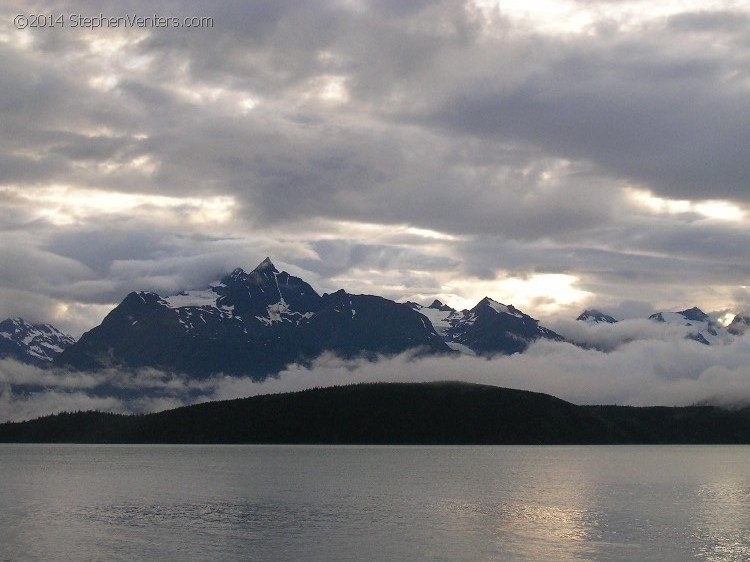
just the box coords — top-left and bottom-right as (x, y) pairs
(2, 382), (750, 444)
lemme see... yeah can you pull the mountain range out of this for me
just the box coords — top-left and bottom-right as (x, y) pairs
(2, 258), (748, 380)
(52, 258), (567, 378)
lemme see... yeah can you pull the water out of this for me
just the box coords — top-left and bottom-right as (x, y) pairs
(1, 445), (749, 561)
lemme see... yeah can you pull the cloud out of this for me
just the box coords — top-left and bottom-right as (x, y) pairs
(0, 359), (212, 422)
(0, 387), (124, 425)
(225, 334), (750, 408)
(3, 330), (750, 422)
(548, 317), (691, 351)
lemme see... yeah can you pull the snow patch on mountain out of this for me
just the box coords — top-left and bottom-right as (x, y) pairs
(409, 301), (462, 337)
(256, 300), (314, 326)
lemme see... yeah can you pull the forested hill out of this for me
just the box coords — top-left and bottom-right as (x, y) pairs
(1, 382), (750, 444)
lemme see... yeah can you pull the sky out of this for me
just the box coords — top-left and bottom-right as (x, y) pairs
(2, 0), (750, 339)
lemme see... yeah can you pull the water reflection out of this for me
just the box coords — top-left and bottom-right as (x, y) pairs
(691, 480), (750, 561)
(1, 445), (750, 561)
(441, 499), (604, 559)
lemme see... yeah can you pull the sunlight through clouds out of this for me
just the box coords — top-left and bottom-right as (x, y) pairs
(626, 188), (746, 222)
(476, 0), (737, 34)
(2, 185), (235, 226)
(446, 273), (592, 314)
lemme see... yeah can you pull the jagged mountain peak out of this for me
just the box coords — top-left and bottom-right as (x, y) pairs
(245, 257), (282, 289)
(577, 309), (618, 324)
(477, 296), (502, 307)
(223, 258), (278, 286)
(0, 317), (57, 333)
(678, 307), (709, 322)
(255, 257), (277, 272)
(472, 297), (522, 317)
(442, 297), (561, 355)
(0, 317), (72, 337)
(727, 311), (750, 335)
(428, 299), (454, 312)
(220, 260), (275, 288)
(649, 307), (710, 324)
(164, 258), (317, 322)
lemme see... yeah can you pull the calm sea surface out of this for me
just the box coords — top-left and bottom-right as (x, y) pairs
(1, 445), (749, 561)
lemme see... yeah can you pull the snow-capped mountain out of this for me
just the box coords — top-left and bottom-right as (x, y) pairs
(0, 318), (76, 366)
(409, 297), (563, 355)
(576, 309), (618, 324)
(648, 307), (731, 345)
(55, 258), (450, 378)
